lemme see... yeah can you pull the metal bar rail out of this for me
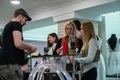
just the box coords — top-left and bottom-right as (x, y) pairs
(28, 54), (83, 80)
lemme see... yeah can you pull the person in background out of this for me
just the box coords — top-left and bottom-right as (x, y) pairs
(72, 21), (98, 80)
(72, 19), (82, 39)
(0, 8), (36, 80)
(72, 19), (83, 53)
(47, 33), (58, 55)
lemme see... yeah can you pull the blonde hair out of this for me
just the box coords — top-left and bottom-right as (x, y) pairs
(65, 21), (76, 36)
(62, 21), (79, 48)
(82, 22), (96, 54)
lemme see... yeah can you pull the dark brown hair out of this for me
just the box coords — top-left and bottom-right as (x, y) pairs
(47, 33), (58, 47)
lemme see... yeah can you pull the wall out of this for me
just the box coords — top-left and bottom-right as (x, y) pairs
(105, 11), (120, 40)
(104, 11), (120, 75)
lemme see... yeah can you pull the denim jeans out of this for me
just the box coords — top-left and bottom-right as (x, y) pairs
(0, 64), (23, 80)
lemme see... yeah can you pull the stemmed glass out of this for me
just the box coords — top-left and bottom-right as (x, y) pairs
(28, 55), (73, 80)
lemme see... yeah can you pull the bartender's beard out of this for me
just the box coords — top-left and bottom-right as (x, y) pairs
(20, 22), (25, 27)
(19, 19), (26, 26)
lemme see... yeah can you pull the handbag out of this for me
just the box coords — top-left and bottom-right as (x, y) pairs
(93, 49), (100, 62)
(82, 49), (100, 62)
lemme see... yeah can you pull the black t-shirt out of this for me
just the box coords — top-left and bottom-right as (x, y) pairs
(1, 21), (27, 65)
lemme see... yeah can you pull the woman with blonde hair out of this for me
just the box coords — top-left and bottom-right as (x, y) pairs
(53, 21), (83, 79)
(74, 21), (98, 80)
(54, 21), (82, 55)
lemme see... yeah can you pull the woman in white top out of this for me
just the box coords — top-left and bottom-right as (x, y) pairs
(47, 33), (58, 55)
(73, 21), (98, 80)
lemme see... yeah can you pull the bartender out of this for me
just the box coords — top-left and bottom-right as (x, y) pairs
(0, 8), (36, 80)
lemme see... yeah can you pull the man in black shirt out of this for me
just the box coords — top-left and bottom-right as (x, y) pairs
(72, 19), (83, 53)
(0, 8), (36, 80)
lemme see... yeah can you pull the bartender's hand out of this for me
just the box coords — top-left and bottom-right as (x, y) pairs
(24, 49), (30, 54)
(29, 45), (37, 53)
(25, 46), (37, 54)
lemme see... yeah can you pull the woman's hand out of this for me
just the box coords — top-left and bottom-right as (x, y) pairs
(69, 56), (74, 63)
(56, 46), (63, 55)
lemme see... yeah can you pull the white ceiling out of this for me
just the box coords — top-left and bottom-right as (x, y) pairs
(76, 0), (120, 16)
(0, 0), (79, 20)
(0, 0), (120, 30)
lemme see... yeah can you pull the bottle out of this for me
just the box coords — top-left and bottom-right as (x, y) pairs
(70, 35), (76, 54)
(70, 42), (76, 54)
(63, 41), (69, 55)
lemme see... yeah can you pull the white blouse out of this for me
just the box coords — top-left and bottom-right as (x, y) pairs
(75, 38), (98, 73)
(48, 43), (57, 55)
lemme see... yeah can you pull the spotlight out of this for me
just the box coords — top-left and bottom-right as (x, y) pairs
(11, 0), (20, 5)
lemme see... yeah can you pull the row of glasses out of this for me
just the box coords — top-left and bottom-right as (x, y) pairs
(28, 55), (73, 80)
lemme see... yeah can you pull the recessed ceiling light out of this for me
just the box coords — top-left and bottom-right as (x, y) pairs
(11, 0), (20, 5)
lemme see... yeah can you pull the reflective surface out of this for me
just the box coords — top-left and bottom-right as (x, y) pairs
(28, 56), (73, 80)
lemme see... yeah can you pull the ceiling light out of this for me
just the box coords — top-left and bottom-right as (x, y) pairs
(11, 0), (20, 5)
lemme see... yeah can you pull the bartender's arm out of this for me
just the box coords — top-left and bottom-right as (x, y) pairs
(13, 31), (37, 54)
